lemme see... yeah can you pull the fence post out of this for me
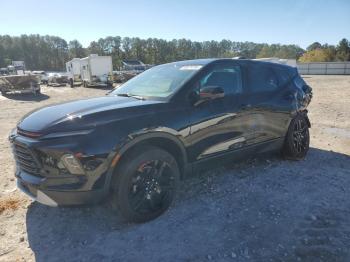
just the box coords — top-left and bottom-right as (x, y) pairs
(345, 62), (347, 75)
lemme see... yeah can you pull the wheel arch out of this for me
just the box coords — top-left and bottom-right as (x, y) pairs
(108, 132), (189, 186)
(303, 112), (311, 128)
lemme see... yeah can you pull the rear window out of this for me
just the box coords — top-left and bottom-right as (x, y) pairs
(247, 64), (279, 92)
(272, 66), (292, 87)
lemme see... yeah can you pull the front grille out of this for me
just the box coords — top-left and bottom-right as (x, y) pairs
(13, 142), (42, 177)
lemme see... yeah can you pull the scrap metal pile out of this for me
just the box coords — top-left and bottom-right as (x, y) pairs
(112, 70), (139, 83)
(0, 75), (40, 95)
(48, 73), (69, 86)
(112, 60), (154, 83)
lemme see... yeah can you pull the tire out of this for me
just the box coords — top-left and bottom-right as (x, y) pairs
(111, 146), (180, 223)
(70, 79), (74, 88)
(282, 114), (310, 160)
(34, 89), (41, 95)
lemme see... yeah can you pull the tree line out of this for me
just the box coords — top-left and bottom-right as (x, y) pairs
(0, 34), (349, 71)
(299, 39), (350, 62)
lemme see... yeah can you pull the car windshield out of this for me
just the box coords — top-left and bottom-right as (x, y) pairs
(110, 63), (202, 98)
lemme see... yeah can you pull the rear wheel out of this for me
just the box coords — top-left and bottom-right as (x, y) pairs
(111, 146), (179, 223)
(282, 114), (310, 160)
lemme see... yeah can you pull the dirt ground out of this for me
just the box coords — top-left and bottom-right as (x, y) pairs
(0, 76), (349, 262)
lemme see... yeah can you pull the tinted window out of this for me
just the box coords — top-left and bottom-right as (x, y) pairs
(272, 67), (290, 87)
(111, 63), (201, 98)
(199, 64), (242, 94)
(247, 64), (279, 93)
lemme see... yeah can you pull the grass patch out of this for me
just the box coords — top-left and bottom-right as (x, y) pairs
(0, 196), (22, 214)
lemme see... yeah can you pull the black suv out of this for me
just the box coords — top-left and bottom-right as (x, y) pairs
(9, 59), (312, 223)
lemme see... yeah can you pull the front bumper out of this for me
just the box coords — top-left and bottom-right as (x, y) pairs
(9, 125), (115, 207)
(16, 170), (107, 206)
(17, 179), (58, 206)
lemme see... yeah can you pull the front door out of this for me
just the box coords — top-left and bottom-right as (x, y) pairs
(187, 61), (254, 163)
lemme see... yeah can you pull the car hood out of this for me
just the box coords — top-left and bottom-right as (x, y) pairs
(18, 95), (163, 133)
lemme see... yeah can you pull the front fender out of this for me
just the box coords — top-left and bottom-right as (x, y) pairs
(119, 129), (187, 157)
(102, 127), (190, 190)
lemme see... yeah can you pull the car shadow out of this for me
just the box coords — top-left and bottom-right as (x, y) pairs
(2, 93), (50, 102)
(26, 147), (350, 261)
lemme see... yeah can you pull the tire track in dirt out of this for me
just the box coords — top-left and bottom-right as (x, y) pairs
(293, 206), (350, 262)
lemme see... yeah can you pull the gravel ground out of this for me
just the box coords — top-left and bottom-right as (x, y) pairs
(0, 76), (350, 262)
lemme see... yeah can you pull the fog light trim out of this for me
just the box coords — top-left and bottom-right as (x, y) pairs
(60, 154), (84, 175)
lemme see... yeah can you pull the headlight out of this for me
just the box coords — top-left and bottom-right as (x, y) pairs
(60, 154), (84, 175)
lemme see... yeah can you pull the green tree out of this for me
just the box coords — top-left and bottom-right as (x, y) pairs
(68, 40), (86, 59)
(299, 48), (334, 62)
(307, 42), (322, 51)
(256, 45), (275, 58)
(335, 38), (350, 61)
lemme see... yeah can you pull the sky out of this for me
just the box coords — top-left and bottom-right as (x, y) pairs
(0, 0), (349, 49)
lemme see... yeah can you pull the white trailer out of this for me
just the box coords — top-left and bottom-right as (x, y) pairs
(7, 61), (26, 75)
(80, 54), (113, 87)
(66, 58), (82, 87)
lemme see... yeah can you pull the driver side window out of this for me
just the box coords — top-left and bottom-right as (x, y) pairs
(199, 64), (242, 95)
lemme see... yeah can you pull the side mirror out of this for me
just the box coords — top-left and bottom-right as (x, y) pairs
(192, 86), (224, 106)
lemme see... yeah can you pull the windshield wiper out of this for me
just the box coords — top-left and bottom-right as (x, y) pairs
(116, 93), (145, 100)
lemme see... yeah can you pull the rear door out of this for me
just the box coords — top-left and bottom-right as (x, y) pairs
(81, 60), (90, 82)
(244, 62), (295, 143)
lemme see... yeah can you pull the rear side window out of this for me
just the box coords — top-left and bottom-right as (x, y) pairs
(272, 66), (297, 88)
(247, 64), (279, 93)
(199, 64), (242, 95)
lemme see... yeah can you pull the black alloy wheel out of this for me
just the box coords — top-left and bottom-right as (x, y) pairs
(283, 114), (310, 160)
(292, 118), (308, 154)
(112, 146), (180, 223)
(129, 160), (176, 214)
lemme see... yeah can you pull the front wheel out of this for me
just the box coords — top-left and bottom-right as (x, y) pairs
(111, 146), (180, 223)
(282, 114), (310, 160)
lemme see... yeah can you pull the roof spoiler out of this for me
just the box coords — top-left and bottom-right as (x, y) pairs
(253, 57), (297, 67)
